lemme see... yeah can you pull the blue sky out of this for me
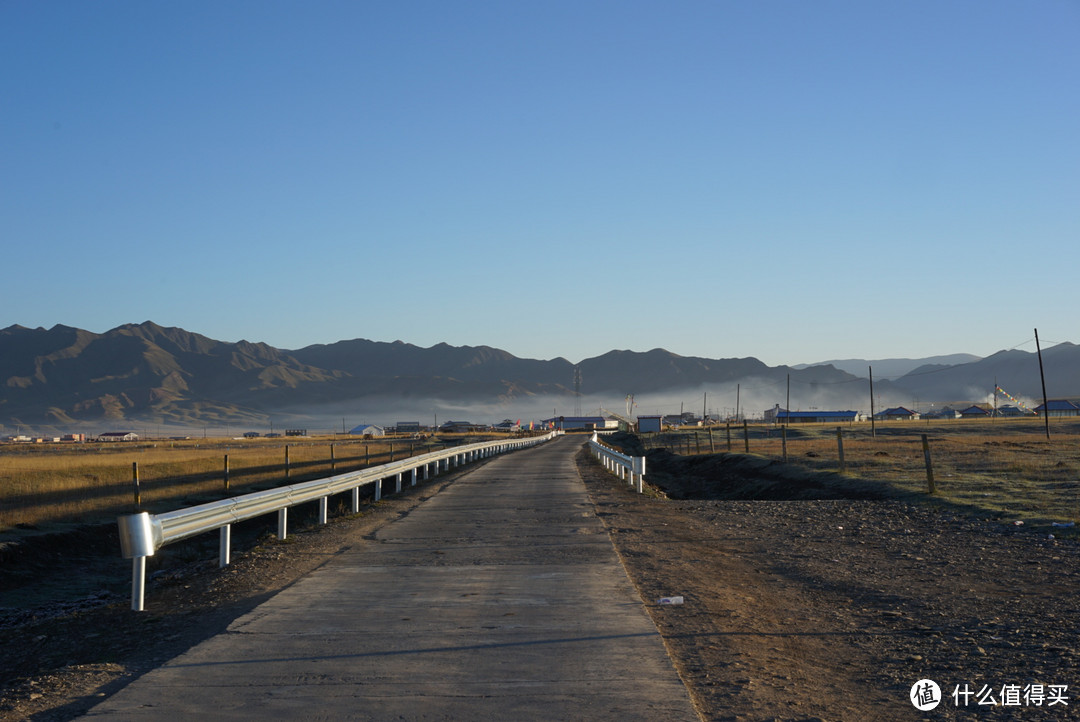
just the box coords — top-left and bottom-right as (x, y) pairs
(3, 1), (1078, 367)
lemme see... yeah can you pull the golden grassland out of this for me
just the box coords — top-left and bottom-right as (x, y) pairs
(646, 417), (1080, 530)
(0, 434), (480, 533)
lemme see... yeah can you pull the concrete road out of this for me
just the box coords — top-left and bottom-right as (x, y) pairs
(81, 435), (700, 720)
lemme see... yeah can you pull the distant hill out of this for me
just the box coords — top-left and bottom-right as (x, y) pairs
(0, 322), (341, 426)
(794, 354), (982, 378)
(890, 343), (1080, 404)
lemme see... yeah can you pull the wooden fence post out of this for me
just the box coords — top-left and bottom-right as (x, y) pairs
(743, 421), (750, 453)
(921, 434), (936, 494)
(330, 443), (336, 472)
(132, 461), (140, 512)
(836, 427), (845, 473)
(285, 445), (291, 479)
(224, 454), (230, 491)
(781, 427), (787, 461)
(708, 428), (715, 453)
(726, 422), (732, 452)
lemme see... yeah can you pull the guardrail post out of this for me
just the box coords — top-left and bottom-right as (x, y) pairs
(375, 478), (382, 501)
(219, 524), (231, 567)
(395, 472), (402, 493)
(424, 462), (430, 480)
(132, 557), (146, 612)
(411, 467), (418, 486)
(318, 497), (328, 524)
(118, 512), (155, 611)
(278, 508), (288, 540)
(634, 456), (646, 493)
(352, 486), (360, 513)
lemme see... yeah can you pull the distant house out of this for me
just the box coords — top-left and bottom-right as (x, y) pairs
(921, 406), (958, 420)
(242, 431), (261, 438)
(637, 415), (663, 433)
(60, 433), (85, 442)
(284, 429), (307, 437)
(769, 406), (861, 424)
(439, 420), (486, 433)
(876, 407), (920, 421)
(349, 424), (385, 437)
(959, 405), (991, 418)
(1034, 400), (1080, 417)
(395, 421), (421, 434)
(492, 419), (520, 433)
(541, 416), (617, 431)
(993, 405), (1029, 418)
(98, 432), (138, 442)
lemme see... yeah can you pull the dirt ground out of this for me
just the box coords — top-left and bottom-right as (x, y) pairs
(2, 443), (1078, 721)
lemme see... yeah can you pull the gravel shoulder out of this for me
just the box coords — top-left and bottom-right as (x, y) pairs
(576, 447), (1080, 721)
(2, 444), (1078, 721)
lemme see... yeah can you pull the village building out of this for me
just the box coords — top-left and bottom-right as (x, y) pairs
(921, 406), (959, 420)
(637, 415), (663, 433)
(875, 407), (920, 421)
(1034, 400), (1080, 417)
(349, 424), (385, 437)
(438, 420), (487, 433)
(766, 405), (861, 424)
(541, 416), (618, 431)
(959, 405), (991, 418)
(98, 432), (139, 442)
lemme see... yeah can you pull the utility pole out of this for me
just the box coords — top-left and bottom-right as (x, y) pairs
(869, 366), (876, 438)
(785, 374), (790, 427)
(1036, 328), (1050, 440)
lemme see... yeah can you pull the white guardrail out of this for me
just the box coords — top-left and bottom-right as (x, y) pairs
(117, 431), (559, 610)
(588, 432), (646, 494)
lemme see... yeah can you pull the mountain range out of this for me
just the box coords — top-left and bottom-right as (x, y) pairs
(1, 322), (1077, 431)
(793, 354), (982, 378)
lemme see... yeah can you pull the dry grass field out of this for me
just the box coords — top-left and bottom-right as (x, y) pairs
(0, 434), (464, 533)
(640, 416), (1080, 531)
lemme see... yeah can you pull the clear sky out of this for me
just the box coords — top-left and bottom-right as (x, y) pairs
(3, 1), (1077, 367)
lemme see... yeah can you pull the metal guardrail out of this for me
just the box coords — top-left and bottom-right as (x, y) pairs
(117, 431), (559, 610)
(588, 432), (646, 493)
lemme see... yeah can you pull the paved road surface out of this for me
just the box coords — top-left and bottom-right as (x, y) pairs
(81, 435), (699, 720)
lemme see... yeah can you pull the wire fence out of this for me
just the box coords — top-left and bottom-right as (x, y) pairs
(636, 418), (1080, 526)
(0, 434), (515, 530)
